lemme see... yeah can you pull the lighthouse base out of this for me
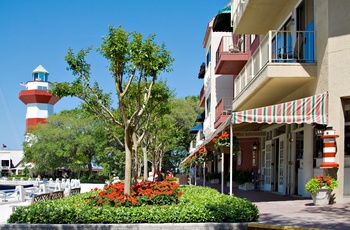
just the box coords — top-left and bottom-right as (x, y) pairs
(320, 162), (339, 168)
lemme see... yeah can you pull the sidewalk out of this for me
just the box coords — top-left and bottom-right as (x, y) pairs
(199, 180), (350, 229)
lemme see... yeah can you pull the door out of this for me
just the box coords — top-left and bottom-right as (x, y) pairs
(263, 141), (272, 191)
(278, 138), (285, 193)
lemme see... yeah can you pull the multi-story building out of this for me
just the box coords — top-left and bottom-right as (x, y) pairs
(186, 0), (350, 202)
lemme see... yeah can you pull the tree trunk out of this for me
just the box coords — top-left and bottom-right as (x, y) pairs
(132, 132), (138, 185)
(124, 127), (133, 194)
(142, 146), (148, 181)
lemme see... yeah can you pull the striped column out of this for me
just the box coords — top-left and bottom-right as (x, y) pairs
(320, 126), (339, 168)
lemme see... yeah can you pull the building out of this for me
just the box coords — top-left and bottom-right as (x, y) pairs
(185, 0), (350, 203)
(0, 149), (24, 176)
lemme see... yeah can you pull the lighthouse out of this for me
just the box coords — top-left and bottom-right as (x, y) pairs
(19, 65), (60, 132)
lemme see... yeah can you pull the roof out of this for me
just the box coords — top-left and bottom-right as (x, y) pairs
(32, 65), (49, 74)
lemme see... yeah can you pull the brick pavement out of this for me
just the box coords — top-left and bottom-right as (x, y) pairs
(198, 180), (350, 230)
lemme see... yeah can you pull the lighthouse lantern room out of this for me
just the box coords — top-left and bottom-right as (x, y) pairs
(19, 65), (60, 132)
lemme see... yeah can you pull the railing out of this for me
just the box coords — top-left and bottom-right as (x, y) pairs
(216, 35), (248, 65)
(232, 0), (246, 32)
(234, 30), (315, 97)
(205, 62), (212, 87)
(203, 113), (212, 136)
(215, 97), (234, 121)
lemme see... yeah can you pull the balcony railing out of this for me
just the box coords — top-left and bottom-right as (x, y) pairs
(234, 30), (315, 97)
(215, 97), (234, 122)
(215, 35), (248, 64)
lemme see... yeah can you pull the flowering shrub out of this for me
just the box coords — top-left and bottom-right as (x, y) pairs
(87, 180), (183, 207)
(305, 174), (338, 194)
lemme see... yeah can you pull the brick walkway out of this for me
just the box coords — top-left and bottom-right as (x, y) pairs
(198, 180), (350, 229)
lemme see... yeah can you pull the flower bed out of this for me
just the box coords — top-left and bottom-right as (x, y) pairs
(8, 184), (259, 224)
(88, 180), (182, 207)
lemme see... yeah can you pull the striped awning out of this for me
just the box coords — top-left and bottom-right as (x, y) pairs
(232, 92), (328, 125)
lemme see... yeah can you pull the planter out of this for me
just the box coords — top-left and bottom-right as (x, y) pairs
(312, 188), (332, 206)
(238, 182), (254, 191)
(226, 181), (238, 188)
(219, 146), (230, 154)
(210, 179), (220, 184)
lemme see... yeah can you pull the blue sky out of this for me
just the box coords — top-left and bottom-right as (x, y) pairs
(0, 1), (227, 150)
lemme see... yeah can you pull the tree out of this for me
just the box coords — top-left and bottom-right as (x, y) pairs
(23, 107), (110, 177)
(52, 25), (174, 193)
(162, 96), (202, 171)
(142, 96), (201, 175)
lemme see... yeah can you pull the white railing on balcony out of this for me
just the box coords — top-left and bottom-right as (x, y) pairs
(203, 113), (212, 137)
(234, 30), (315, 97)
(232, 0), (246, 32)
(205, 62), (212, 87)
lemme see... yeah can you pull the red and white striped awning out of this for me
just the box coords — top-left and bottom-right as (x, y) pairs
(232, 92), (328, 125)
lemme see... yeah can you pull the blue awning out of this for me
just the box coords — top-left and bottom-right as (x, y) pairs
(190, 123), (203, 134)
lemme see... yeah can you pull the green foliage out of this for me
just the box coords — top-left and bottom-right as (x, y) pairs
(305, 174), (338, 194)
(8, 186), (259, 224)
(236, 170), (253, 185)
(51, 25), (175, 193)
(23, 107), (111, 175)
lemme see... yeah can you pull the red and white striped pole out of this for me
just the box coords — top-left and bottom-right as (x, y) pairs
(320, 126), (339, 168)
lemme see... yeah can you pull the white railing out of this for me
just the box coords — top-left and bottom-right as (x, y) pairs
(234, 30), (315, 97)
(205, 62), (212, 87)
(232, 0), (246, 32)
(203, 113), (212, 137)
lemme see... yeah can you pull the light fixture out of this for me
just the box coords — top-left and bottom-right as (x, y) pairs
(252, 142), (258, 167)
(252, 142), (258, 151)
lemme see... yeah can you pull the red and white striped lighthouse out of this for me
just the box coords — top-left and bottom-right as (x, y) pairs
(320, 126), (339, 168)
(19, 65), (60, 132)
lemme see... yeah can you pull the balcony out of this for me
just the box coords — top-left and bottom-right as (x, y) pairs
(233, 30), (316, 110)
(214, 97), (234, 129)
(232, 0), (289, 35)
(215, 35), (249, 75)
(199, 85), (205, 107)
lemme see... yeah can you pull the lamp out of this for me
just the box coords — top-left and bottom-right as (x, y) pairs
(252, 142), (258, 151)
(252, 142), (258, 166)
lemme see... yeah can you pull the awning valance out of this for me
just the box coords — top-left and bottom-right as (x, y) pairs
(232, 92), (328, 125)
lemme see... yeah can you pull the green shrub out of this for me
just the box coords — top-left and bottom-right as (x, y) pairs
(8, 186), (259, 224)
(236, 169), (253, 185)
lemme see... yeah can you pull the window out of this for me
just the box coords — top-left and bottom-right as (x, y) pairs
(250, 34), (256, 45)
(38, 86), (48, 90)
(206, 94), (211, 115)
(344, 103), (350, 155)
(1, 160), (9, 167)
(206, 46), (211, 67)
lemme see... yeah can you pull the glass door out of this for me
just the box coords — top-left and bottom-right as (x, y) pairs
(264, 141), (272, 191)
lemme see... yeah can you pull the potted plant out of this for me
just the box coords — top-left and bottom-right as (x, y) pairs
(225, 170), (238, 188)
(212, 132), (240, 154)
(236, 169), (254, 190)
(305, 174), (338, 206)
